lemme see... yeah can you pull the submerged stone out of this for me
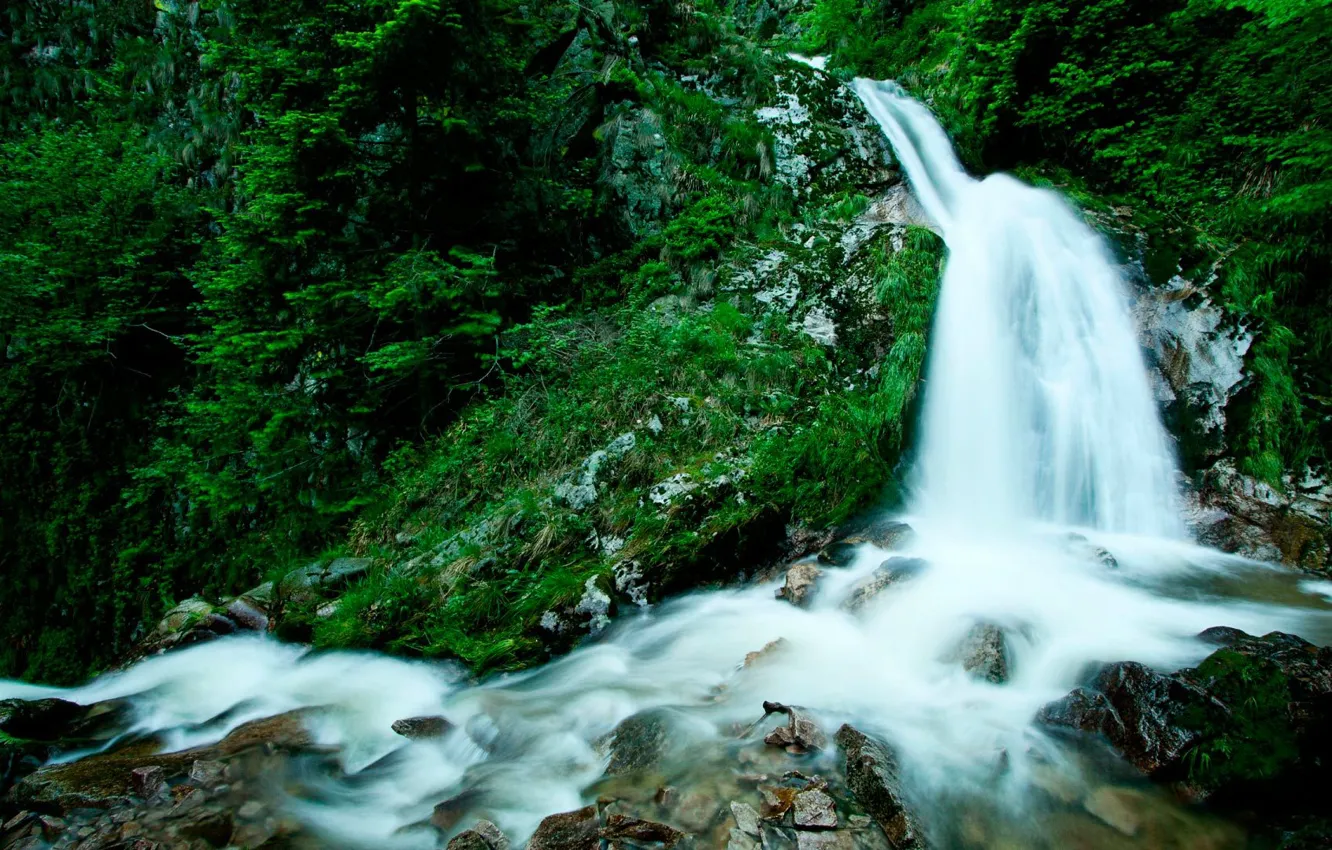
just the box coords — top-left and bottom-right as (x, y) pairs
(762, 701), (827, 753)
(605, 711), (670, 776)
(842, 558), (927, 612)
(528, 805), (601, 850)
(391, 715), (453, 740)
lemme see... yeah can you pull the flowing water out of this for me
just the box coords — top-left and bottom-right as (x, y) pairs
(4, 84), (1332, 848)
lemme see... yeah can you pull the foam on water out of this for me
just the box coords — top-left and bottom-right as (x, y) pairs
(3, 84), (1330, 848)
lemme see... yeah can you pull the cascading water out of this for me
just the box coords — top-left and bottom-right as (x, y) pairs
(854, 80), (1183, 538)
(3, 84), (1329, 849)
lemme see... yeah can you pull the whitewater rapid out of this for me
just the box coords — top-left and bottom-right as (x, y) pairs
(4, 83), (1331, 848)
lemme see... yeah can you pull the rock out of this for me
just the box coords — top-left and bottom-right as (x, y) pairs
(835, 725), (927, 849)
(743, 639), (788, 669)
(1037, 661), (1215, 776)
(762, 702), (827, 753)
(129, 766), (164, 799)
(391, 716), (453, 740)
(839, 518), (914, 550)
(796, 832), (856, 850)
(1082, 786), (1144, 837)
(527, 805), (601, 850)
(792, 787), (837, 829)
(818, 542), (858, 567)
(430, 790), (482, 832)
(223, 598), (270, 632)
(730, 802), (761, 837)
(777, 562), (822, 607)
(842, 558), (927, 612)
(448, 820), (511, 850)
(600, 814), (686, 847)
(0, 698), (84, 741)
(1062, 533), (1119, 569)
(947, 623), (1011, 684)
(728, 828), (762, 850)
(177, 809), (234, 846)
(279, 557), (371, 604)
(1184, 460), (1332, 570)
(605, 711), (669, 776)
(187, 759), (225, 786)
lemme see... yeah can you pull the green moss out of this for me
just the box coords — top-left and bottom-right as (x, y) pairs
(1181, 648), (1300, 788)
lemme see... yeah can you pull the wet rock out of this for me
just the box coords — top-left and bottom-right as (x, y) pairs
(430, 790), (482, 832)
(177, 809), (233, 845)
(0, 698), (84, 741)
(187, 759), (225, 787)
(605, 711), (669, 776)
(947, 623), (1011, 684)
(839, 519), (914, 551)
(817, 543), (858, 568)
(527, 805), (601, 850)
(1082, 786), (1144, 837)
(1037, 661), (1214, 776)
(1063, 533), (1119, 569)
(744, 639), (788, 668)
(792, 787), (837, 829)
(600, 814), (686, 847)
(796, 832), (856, 850)
(728, 828), (762, 850)
(391, 716), (453, 740)
(730, 802), (761, 837)
(279, 557), (371, 604)
(223, 598), (270, 632)
(448, 820), (510, 850)
(762, 702), (827, 753)
(129, 766), (164, 799)
(835, 725), (927, 849)
(777, 562), (822, 607)
(842, 558), (927, 612)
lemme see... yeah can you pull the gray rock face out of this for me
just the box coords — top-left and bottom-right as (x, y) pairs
(1134, 278), (1251, 450)
(947, 623), (1011, 685)
(554, 432), (638, 511)
(793, 787), (837, 829)
(835, 725), (927, 849)
(1184, 460), (1332, 570)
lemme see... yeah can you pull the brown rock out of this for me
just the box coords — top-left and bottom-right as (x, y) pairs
(223, 598), (270, 632)
(744, 639), (788, 668)
(777, 562), (822, 607)
(391, 716), (453, 740)
(841, 559), (928, 613)
(448, 820), (511, 850)
(527, 805), (600, 850)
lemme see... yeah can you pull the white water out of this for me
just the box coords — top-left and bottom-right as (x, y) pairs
(4, 86), (1331, 848)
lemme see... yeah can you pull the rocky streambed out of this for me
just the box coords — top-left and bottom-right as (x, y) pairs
(3, 517), (1331, 850)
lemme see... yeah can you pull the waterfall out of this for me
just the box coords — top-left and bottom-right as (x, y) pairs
(855, 80), (1183, 539)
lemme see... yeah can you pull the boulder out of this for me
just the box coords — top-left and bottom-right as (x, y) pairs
(605, 711), (669, 776)
(842, 558), (927, 613)
(762, 702), (827, 753)
(278, 557), (371, 606)
(1062, 533), (1118, 569)
(1038, 629), (1332, 799)
(777, 562), (822, 607)
(527, 805), (601, 850)
(129, 765), (165, 799)
(1036, 661), (1215, 776)
(946, 623), (1011, 684)
(835, 725), (927, 849)
(391, 715), (453, 740)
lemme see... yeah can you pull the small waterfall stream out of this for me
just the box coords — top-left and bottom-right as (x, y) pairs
(3, 85), (1330, 849)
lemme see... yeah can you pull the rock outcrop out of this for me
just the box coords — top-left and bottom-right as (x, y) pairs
(835, 725), (927, 849)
